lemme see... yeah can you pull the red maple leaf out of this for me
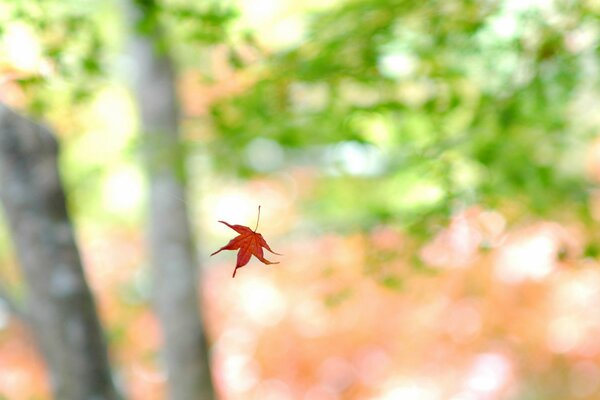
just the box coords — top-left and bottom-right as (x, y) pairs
(211, 206), (282, 277)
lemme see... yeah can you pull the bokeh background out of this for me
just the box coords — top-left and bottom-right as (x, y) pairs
(2, 0), (600, 399)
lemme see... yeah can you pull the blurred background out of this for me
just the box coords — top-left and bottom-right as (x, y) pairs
(1, 0), (600, 399)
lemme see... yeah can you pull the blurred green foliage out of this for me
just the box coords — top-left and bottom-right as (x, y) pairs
(0, 0), (237, 226)
(210, 0), (600, 233)
(133, 0), (237, 50)
(2, 0), (600, 235)
(0, 0), (236, 113)
(0, 0), (109, 113)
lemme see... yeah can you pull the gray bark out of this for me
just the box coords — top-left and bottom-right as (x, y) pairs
(127, 3), (215, 400)
(0, 104), (121, 400)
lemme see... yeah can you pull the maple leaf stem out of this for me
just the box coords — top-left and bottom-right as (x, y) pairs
(253, 205), (261, 232)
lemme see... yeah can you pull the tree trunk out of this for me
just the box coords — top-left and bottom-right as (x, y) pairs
(0, 104), (121, 400)
(127, 3), (215, 400)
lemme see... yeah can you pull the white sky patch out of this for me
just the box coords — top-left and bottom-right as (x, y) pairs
(325, 141), (386, 176)
(102, 166), (144, 215)
(238, 0), (284, 24)
(489, 14), (519, 39)
(1, 23), (42, 72)
(270, 16), (307, 49)
(378, 52), (418, 79)
(210, 191), (257, 231)
(236, 0), (313, 50)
